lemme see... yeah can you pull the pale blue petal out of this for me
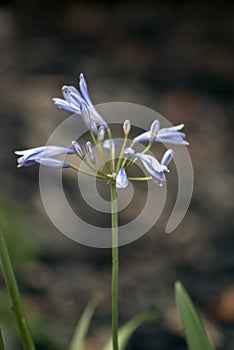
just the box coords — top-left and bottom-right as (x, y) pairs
(156, 136), (189, 145)
(17, 158), (37, 167)
(79, 73), (93, 107)
(62, 86), (84, 106)
(160, 124), (184, 132)
(36, 158), (70, 168)
(133, 131), (151, 143)
(41, 146), (75, 157)
(15, 146), (47, 156)
(53, 98), (81, 114)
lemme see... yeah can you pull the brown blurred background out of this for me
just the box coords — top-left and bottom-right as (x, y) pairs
(0, 1), (234, 349)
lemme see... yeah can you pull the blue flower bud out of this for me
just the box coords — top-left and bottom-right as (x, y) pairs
(161, 149), (174, 166)
(116, 168), (128, 189)
(72, 141), (84, 159)
(85, 141), (96, 164)
(149, 120), (160, 141)
(123, 120), (131, 136)
(98, 126), (105, 142)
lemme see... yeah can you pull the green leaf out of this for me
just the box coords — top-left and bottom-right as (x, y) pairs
(0, 328), (5, 350)
(69, 298), (99, 350)
(102, 311), (158, 350)
(175, 281), (215, 350)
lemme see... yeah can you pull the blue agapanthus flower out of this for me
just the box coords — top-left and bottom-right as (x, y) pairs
(15, 146), (74, 168)
(135, 150), (174, 186)
(15, 74), (189, 189)
(133, 122), (189, 145)
(53, 73), (108, 129)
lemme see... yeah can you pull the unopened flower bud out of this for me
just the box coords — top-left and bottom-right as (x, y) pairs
(123, 120), (131, 136)
(85, 141), (96, 164)
(116, 168), (128, 189)
(149, 120), (160, 142)
(72, 141), (84, 159)
(98, 126), (105, 142)
(161, 149), (174, 166)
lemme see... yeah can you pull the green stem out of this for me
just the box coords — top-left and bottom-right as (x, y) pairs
(0, 329), (5, 350)
(110, 183), (119, 350)
(90, 130), (111, 173)
(116, 135), (128, 173)
(70, 164), (107, 179)
(107, 128), (115, 172)
(0, 223), (36, 350)
(128, 176), (152, 181)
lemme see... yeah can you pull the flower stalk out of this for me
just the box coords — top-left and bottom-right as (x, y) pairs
(110, 183), (119, 350)
(0, 222), (35, 350)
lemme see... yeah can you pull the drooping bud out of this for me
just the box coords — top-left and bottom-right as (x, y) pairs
(72, 141), (84, 159)
(123, 120), (131, 136)
(85, 141), (96, 164)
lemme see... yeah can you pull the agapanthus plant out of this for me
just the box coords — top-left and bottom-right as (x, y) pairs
(1, 74), (213, 350)
(13, 74), (189, 350)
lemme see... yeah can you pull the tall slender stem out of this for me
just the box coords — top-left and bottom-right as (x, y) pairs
(0, 222), (36, 350)
(110, 183), (119, 350)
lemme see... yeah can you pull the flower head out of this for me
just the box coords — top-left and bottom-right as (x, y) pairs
(16, 75), (189, 191)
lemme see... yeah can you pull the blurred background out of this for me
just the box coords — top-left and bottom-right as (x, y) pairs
(0, 0), (233, 349)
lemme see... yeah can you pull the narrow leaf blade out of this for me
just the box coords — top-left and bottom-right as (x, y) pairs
(0, 328), (5, 350)
(102, 311), (158, 350)
(69, 298), (98, 350)
(175, 281), (214, 350)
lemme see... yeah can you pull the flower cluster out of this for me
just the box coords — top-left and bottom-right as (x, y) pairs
(15, 74), (189, 189)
